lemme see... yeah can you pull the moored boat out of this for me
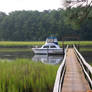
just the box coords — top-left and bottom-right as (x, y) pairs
(32, 37), (63, 55)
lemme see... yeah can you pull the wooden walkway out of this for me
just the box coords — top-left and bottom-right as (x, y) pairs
(62, 48), (90, 92)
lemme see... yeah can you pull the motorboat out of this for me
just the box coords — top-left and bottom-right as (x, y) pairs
(32, 37), (64, 55)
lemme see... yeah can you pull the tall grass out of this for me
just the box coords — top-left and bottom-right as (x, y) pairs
(0, 59), (58, 92)
(80, 48), (92, 52)
(58, 41), (92, 46)
(0, 41), (91, 47)
(0, 41), (45, 47)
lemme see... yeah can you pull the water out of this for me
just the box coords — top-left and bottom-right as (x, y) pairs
(0, 47), (91, 65)
(80, 46), (92, 64)
(0, 49), (63, 65)
(81, 51), (92, 64)
(0, 52), (34, 59)
(32, 55), (63, 65)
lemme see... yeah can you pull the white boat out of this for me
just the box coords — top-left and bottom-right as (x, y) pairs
(32, 37), (64, 55)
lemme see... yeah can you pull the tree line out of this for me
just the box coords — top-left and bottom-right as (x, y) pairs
(0, 9), (91, 41)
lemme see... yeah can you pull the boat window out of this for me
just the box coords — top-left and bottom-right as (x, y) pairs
(50, 46), (56, 48)
(43, 46), (49, 48)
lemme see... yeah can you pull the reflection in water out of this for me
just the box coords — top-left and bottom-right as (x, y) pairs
(81, 51), (92, 64)
(0, 51), (63, 65)
(0, 52), (34, 59)
(32, 55), (63, 65)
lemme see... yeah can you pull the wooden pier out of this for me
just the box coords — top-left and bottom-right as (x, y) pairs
(62, 48), (90, 92)
(53, 46), (92, 92)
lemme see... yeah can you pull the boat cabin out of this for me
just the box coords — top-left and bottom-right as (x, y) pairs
(42, 45), (57, 48)
(41, 43), (60, 49)
(46, 37), (58, 45)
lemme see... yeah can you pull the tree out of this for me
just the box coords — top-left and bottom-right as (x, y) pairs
(62, 0), (92, 29)
(0, 10), (91, 41)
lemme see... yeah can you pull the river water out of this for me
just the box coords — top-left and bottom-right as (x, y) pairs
(0, 46), (91, 65)
(0, 49), (63, 65)
(80, 46), (92, 64)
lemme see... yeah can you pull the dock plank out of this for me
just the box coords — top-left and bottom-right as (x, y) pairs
(62, 48), (90, 92)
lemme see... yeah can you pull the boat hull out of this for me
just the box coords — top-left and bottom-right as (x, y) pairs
(32, 48), (64, 55)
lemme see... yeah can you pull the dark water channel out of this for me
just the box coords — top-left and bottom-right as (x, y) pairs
(0, 52), (34, 59)
(0, 48), (63, 65)
(80, 51), (92, 64)
(80, 46), (92, 64)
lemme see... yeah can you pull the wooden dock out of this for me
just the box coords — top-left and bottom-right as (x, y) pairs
(62, 48), (90, 92)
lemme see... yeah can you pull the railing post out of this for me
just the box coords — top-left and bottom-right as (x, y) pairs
(62, 38), (65, 55)
(78, 44), (80, 51)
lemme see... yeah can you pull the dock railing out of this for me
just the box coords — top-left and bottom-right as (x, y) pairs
(53, 45), (68, 92)
(73, 45), (92, 88)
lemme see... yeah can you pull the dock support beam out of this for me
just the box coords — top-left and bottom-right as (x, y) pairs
(62, 38), (65, 55)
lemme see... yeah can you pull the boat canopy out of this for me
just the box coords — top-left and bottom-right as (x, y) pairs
(46, 37), (58, 45)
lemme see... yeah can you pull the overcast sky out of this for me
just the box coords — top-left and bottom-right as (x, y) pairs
(0, 0), (61, 13)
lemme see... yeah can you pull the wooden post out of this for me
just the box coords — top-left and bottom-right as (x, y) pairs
(78, 40), (80, 51)
(62, 37), (65, 55)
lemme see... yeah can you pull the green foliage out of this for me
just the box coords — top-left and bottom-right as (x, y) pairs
(0, 9), (91, 41)
(0, 59), (58, 92)
(64, 7), (92, 30)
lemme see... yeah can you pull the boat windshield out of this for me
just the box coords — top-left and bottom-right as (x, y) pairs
(46, 37), (58, 45)
(50, 45), (56, 48)
(43, 46), (49, 48)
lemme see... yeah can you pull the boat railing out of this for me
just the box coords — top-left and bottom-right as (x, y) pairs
(73, 45), (92, 88)
(53, 45), (68, 92)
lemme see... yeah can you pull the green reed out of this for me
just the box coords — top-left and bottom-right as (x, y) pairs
(0, 59), (58, 92)
(0, 41), (91, 47)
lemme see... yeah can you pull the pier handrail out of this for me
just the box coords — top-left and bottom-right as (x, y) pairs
(53, 45), (68, 92)
(73, 45), (92, 88)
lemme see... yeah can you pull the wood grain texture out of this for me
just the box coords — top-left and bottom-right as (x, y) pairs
(87, 90), (92, 92)
(62, 48), (90, 92)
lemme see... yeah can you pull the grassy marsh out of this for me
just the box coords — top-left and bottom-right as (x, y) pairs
(0, 41), (44, 47)
(0, 59), (58, 92)
(0, 41), (91, 47)
(0, 41), (91, 92)
(80, 48), (92, 52)
(0, 48), (32, 52)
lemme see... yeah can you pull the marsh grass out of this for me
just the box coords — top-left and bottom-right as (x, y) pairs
(0, 41), (91, 47)
(0, 41), (91, 92)
(59, 41), (92, 46)
(0, 59), (58, 92)
(80, 48), (92, 52)
(0, 48), (32, 52)
(0, 41), (45, 47)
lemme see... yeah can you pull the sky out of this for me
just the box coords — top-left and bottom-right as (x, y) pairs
(0, 0), (62, 13)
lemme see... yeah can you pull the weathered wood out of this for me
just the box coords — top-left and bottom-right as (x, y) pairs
(87, 90), (92, 92)
(74, 45), (92, 88)
(53, 45), (68, 92)
(62, 48), (90, 92)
